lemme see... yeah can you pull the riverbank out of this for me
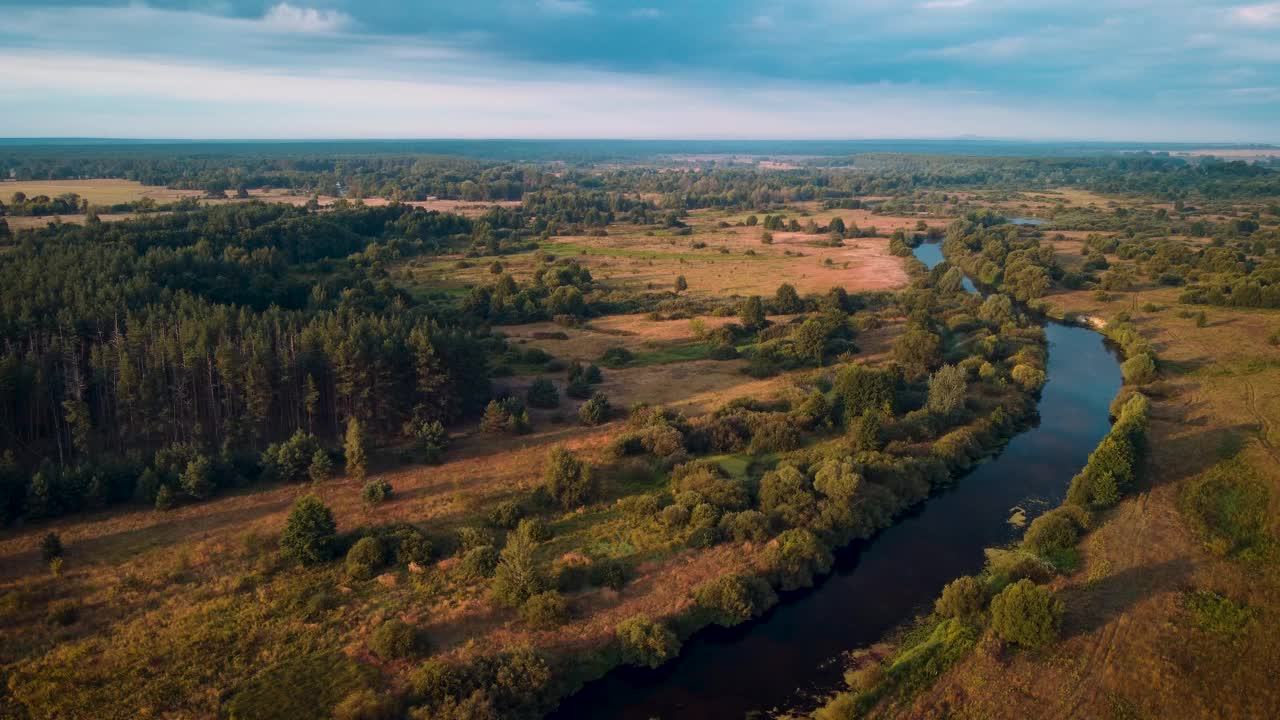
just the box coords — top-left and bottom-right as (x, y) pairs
(551, 239), (1122, 719)
(871, 281), (1280, 719)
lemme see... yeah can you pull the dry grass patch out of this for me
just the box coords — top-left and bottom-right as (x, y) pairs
(0, 179), (202, 205)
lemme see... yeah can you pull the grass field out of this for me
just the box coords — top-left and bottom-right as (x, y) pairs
(0, 179), (201, 205)
(402, 208), (917, 300)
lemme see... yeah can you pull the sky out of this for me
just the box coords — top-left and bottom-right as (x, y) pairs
(0, 1), (1278, 141)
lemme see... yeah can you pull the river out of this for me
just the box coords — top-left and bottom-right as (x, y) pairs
(551, 242), (1122, 720)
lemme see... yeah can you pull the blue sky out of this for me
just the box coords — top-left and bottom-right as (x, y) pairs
(0, 1), (1278, 141)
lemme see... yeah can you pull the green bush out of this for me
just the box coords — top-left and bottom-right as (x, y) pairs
(719, 510), (770, 542)
(926, 364), (967, 417)
(616, 615), (680, 668)
(934, 428), (981, 470)
(409, 659), (464, 706)
(543, 446), (596, 509)
(456, 546), (499, 581)
(617, 494), (662, 519)
(660, 504), (690, 528)
(989, 579), (1063, 648)
(848, 409), (884, 452)
(280, 495), (337, 566)
(456, 526), (496, 552)
(1022, 506), (1090, 557)
(1121, 353), (1157, 385)
(740, 295), (766, 329)
(525, 378), (560, 409)
(346, 537), (386, 580)
(361, 478), (393, 505)
(333, 689), (396, 720)
(934, 575), (987, 620)
(491, 646), (552, 710)
(1180, 458), (1271, 557)
(758, 465), (818, 529)
(599, 346), (634, 368)
(385, 527), (431, 566)
(1011, 363), (1046, 391)
(670, 461), (748, 510)
(369, 619), (425, 660)
(763, 528), (833, 591)
(515, 517), (552, 543)
(845, 663), (887, 694)
(694, 574), (778, 627)
(1066, 469), (1119, 509)
(262, 430), (322, 483)
(520, 591), (569, 628)
(589, 558), (628, 590)
(748, 413), (801, 453)
(1186, 589), (1254, 637)
(1086, 436), (1138, 492)
(812, 457), (863, 501)
(685, 526), (720, 549)
(578, 391), (612, 426)
(487, 499), (524, 529)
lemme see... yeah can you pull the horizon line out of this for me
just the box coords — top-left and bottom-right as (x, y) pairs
(0, 137), (1276, 148)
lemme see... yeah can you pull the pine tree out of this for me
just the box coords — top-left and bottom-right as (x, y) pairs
(280, 495), (337, 566)
(179, 455), (215, 500)
(303, 374), (320, 433)
(309, 449), (333, 483)
(344, 417), (368, 480)
(740, 296), (766, 330)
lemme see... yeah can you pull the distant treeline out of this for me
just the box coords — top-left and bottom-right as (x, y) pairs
(4, 147), (1278, 208)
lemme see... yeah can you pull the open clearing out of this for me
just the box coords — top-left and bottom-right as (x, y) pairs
(0, 179), (201, 205)
(403, 208), (916, 300)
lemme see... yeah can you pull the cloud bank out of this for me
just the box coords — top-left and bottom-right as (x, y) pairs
(0, 0), (1275, 141)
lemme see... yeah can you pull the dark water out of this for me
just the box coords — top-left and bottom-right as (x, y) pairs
(551, 243), (1121, 720)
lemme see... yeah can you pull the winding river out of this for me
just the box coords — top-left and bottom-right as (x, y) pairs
(552, 242), (1122, 720)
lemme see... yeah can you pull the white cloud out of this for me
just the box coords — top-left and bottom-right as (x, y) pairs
(0, 49), (1269, 142)
(262, 3), (352, 33)
(1230, 3), (1280, 27)
(919, 0), (974, 9)
(536, 0), (594, 15)
(931, 35), (1029, 60)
